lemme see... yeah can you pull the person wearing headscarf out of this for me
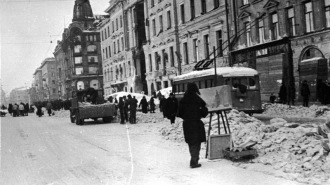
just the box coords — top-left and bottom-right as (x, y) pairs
(118, 97), (125, 124)
(165, 93), (178, 124)
(139, 96), (149, 114)
(177, 83), (207, 168)
(129, 96), (138, 124)
(278, 83), (287, 104)
(36, 104), (43, 117)
(149, 97), (155, 113)
(8, 104), (13, 116)
(24, 103), (29, 116)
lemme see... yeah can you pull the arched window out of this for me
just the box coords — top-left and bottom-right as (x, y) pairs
(77, 81), (84, 90)
(87, 45), (97, 53)
(90, 80), (99, 89)
(301, 47), (324, 60)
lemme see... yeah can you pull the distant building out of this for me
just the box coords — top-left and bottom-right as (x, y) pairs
(40, 58), (58, 100)
(53, 41), (67, 99)
(9, 87), (29, 104)
(1, 88), (7, 106)
(31, 68), (44, 102)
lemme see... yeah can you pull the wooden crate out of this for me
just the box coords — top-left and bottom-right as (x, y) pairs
(208, 134), (231, 160)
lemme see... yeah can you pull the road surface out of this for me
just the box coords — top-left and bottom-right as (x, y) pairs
(1, 114), (305, 185)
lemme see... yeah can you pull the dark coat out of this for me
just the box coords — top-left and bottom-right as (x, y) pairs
(36, 106), (43, 116)
(177, 93), (206, 144)
(279, 85), (287, 102)
(139, 98), (148, 113)
(165, 97), (178, 118)
(149, 98), (155, 111)
(300, 83), (311, 97)
(8, 104), (13, 114)
(118, 100), (124, 111)
(130, 98), (138, 111)
(159, 98), (166, 112)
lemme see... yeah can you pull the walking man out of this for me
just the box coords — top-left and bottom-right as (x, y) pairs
(46, 101), (52, 116)
(301, 80), (311, 107)
(165, 93), (178, 124)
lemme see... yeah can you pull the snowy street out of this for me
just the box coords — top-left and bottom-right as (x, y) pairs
(1, 114), (305, 185)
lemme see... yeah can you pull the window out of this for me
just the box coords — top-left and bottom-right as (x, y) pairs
(258, 19), (265, 43)
(121, 37), (124, 50)
(180, 4), (185, 23)
(149, 54), (153, 72)
(112, 21), (114, 33)
(183, 42), (189, 64)
(106, 47), (108, 58)
(244, 22), (251, 46)
(155, 52), (160, 70)
(326, 0), (330, 27)
(204, 35), (209, 59)
(108, 46), (111, 57)
(101, 31), (104, 41)
(74, 45), (82, 53)
(74, 57), (82, 64)
(53, 88), (56, 94)
(159, 15), (163, 32)
(88, 56), (98, 63)
(201, 0), (207, 14)
(87, 45), (97, 53)
(214, 0), (220, 8)
(108, 26), (110, 37)
(271, 13), (279, 40)
(162, 49), (167, 68)
(193, 39), (199, 62)
(86, 35), (89, 41)
(117, 40), (120, 52)
(75, 67), (83, 75)
(167, 11), (172, 29)
(114, 42), (116, 54)
(52, 80), (55, 85)
(151, 0), (154, 7)
(288, 8), (296, 36)
(116, 18), (118, 31)
(88, 67), (98, 74)
(242, 0), (249, 5)
(305, 2), (314, 33)
(216, 30), (223, 57)
(190, 0), (195, 19)
(152, 19), (156, 36)
(89, 35), (93, 41)
(120, 15), (123, 28)
(170, 46), (174, 67)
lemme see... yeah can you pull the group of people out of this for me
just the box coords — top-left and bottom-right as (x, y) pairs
(108, 95), (139, 124)
(273, 79), (330, 107)
(7, 103), (30, 117)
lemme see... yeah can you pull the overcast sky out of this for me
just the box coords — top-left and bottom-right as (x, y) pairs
(0, 0), (109, 94)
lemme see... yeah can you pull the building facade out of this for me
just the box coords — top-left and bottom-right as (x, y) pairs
(230, 0), (330, 102)
(101, 0), (148, 96)
(9, 87), (29, 104)
(31, 68), (44, 102)
(40, 58), (59, 100)
(56, 0), (103, 98)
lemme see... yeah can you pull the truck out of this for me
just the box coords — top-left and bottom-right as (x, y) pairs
(69, 88), (116, 125)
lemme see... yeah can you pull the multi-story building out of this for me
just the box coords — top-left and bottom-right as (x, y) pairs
(31, 68), (44, 102)
(100, 0), (148, 96)
(53, 41), (67, 99)
(40, 58), (58, 100)
(230, 0), (330, 101)
(9, 87), (29, 104)
(56, 0), (103, 98)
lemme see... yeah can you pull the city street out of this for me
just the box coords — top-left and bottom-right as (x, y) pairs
(1, 114), (305, 185)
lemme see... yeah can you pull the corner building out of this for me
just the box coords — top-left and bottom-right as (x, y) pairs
(101, 0), (148, 96)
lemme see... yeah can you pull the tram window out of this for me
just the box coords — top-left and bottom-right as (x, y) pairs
(224, 78), (230, 85)
(201, 80), (205, 89)
(207, 79), (213, 88)
(249, 78), (256, 89)
(241, 78), (248, 86)
(205, 80), (208, 88)
(184, 83), (187, 92)
(198, 81), (201, 89)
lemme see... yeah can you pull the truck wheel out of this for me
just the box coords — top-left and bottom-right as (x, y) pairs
(70, 112), (76, 123)
(80, 119), (84, 126)
(76, 114), (80, 125)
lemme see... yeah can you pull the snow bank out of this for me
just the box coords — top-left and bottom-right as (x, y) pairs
(53, 110), (70, 118)
(157, 87), (172, 99)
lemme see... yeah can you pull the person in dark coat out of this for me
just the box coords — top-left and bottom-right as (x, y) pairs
(130, 96), (138, 124)
(177, 83), (207, 168)
(278, 83), (287, 104)
(159, 95), (166, 116)
(36, 105), (43, 117)
(46, 101), (52, 116)
(24, 103), (29, 116)
(8, 104), (13, 116)
(149, 97), (156, 113)
(317, 79), (326, 104)
(108, 96), (114, 103)
(301, 80), (311, 107)
(152, 91), (157, 98)
(118, 97), (125, 124)
(139, 96), (149, 114)
(157, 91), (162, 99)
(123, 96), (129, 122)
(13, 104), (18, 117)
(269, 93), (276, 103)
(165, 93), (178, 124)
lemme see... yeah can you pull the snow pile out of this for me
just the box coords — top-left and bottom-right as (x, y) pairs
(262, 104), (330, 118)
(53, 110), (70, 118)
(157, 87), (172, 99)
(136, 112), (167, 124)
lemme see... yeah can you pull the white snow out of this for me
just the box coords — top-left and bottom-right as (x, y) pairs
(173, 67), (258, 81)
(157, 87), (172, 98)
(300, 57), (324, 63)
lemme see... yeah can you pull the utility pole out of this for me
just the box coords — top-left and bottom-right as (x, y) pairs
(225, 0), (232, 66)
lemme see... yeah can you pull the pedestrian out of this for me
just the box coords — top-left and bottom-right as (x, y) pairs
(157, 91), (162, 99)
(165, 93), (178, 124)
(278, 83), (287, 104)
(19, 103), (25, 116)
(36, 105), (43, 117)
(130, 96), (138, 124)
(118, 97), (125, 124)
(301, 80), (311, 107)
(149, 97), (155, 113)
(46, 101), (52, 116)
(159, 95), (166, 112)
(13, 104), (18, 117)
(8, 103), (13, 116)
(269, 93), (276, 103)
(317, 79), (326, 105)
(177, 83), (208, 168)
(152, 91), (157, 98)
(24, 103), (29, 116)
(123, 96), (129, 122)
(139, 96), (149, 114)
(108, 96), (114, 103)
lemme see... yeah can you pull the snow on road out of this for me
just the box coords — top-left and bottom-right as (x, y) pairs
(1, 115), (305, 185)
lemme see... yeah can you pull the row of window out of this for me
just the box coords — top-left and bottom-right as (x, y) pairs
(148, 46), (175, 72)
(74, 67), (99, 75)
(101, 15), (123, 41)
(73, 45), (97, 54)
(244, 1), (330, 48)
(74, 56), (99, 64)
(151, 11), (172, 36)
(102, 37), (125, 59)
(104, 61), (132, 82)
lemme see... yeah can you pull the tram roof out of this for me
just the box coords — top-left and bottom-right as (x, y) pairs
(173, 67), (258, 81)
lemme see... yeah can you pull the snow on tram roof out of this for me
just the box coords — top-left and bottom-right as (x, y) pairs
(173, 67), (258, 81)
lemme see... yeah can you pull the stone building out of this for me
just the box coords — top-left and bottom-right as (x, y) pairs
(31, 68), (44, 102)
(100, 0), (148, 96)
(56, 0), (104, 98)
(9, 87), (29, 104)
(40, 58), (58, 100)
